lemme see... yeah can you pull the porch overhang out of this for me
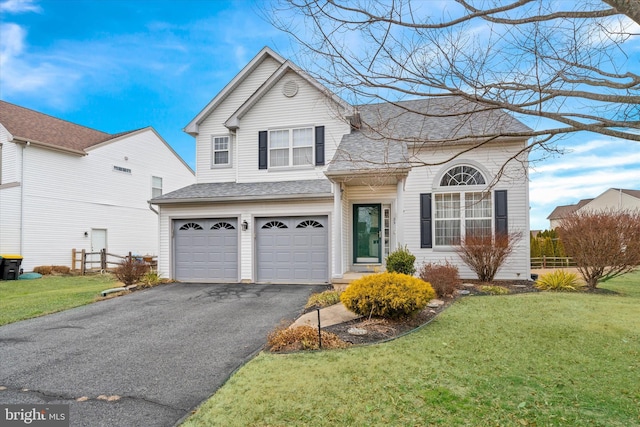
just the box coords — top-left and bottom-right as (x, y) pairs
(324, 168), (410, 186)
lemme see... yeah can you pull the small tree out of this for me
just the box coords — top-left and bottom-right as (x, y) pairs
(456, 232), (522, 283)
(558, 210), (640, 290)
(114, 257), (148, 286)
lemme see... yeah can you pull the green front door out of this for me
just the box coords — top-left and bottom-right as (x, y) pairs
(353, 204), (382, 263)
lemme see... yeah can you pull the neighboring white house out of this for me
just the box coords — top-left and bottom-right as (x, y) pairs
(547, 188), (640, 229)
(0, 101), (195, 271)
(151, 47), (531, 284)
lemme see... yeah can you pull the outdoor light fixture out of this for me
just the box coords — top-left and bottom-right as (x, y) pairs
(242, 220), (248, 231)
(84, 231), (89, 237)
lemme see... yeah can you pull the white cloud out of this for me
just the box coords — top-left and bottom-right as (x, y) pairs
(0, 0), (41, 14)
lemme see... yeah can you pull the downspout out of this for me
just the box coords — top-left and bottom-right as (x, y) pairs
(148, 202), (159, 215)
(20, 141), (28, 255)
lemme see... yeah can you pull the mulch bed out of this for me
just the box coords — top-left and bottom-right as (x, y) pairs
(323, 280), (537, 346)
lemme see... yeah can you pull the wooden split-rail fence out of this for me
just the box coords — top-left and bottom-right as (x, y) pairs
(71, 249), (157, 275)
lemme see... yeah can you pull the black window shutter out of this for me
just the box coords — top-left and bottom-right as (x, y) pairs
(258, 131), (268, 170)
(495, 190), (508, 235)
(420, 193), (432, 248)
(315, 126), (325, 166)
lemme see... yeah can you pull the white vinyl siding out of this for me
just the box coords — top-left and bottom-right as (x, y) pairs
(5, 129), (194, 271)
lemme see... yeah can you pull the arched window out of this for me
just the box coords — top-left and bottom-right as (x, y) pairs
(262, 221), (288, 229)
(211, 222), (235, 230)
(440, 165), (486, 186)
(296, 220), (323, 229)
(435, 166), (491, 245)
(179, 222), (203, 230)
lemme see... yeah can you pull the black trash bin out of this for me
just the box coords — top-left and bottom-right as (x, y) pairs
(0, 255), (23, 280)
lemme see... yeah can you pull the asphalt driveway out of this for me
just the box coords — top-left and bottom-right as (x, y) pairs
(0, 282), (326, 426)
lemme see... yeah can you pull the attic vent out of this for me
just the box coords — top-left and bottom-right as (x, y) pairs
(282, 80), (299, 98)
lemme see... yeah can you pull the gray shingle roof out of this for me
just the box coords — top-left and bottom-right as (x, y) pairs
(328, 97), (531, 174)
(152, 179), (333, 204)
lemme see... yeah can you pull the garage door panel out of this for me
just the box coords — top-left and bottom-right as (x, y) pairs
(174, 218), (238, 282)
(257, 216), (328, 284)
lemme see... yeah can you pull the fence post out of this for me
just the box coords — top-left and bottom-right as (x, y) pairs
(81, 250), (86, 275)
(71, 249), (76, 271)
(542, 255), (546, 269)
(101, 249), (107, 270)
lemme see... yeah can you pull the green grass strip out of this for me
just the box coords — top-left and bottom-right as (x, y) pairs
(0, 274), (118, 326)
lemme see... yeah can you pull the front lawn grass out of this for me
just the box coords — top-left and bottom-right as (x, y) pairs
(0, 274), (118, 326)
(183, 271), (640, 427)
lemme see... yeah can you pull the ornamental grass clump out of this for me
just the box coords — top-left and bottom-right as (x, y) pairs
(305, 290), (342, 309)
(479, 285), (510, 295)
(267, 325), (349, 352)
(535, 270), (585, 292)
(341, 272), (435, 319)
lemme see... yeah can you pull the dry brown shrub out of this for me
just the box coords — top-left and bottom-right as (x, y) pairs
(418, 261), (461, 298)
(267, 325), (350, 352)
(33, 266), (53, 275)
(456, 232), (522, 282)
(559, 209), (640, 290)
(51, 266), (71, 274)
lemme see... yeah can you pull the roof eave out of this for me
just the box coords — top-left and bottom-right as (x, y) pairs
(13, 137), (87, 156)
(150, 192), (334, 205)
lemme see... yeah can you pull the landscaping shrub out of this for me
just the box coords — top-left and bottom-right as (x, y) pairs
(558, 209), (640, 290)
(535, 270), (584, 292)
(139, 269), (164, 289)
(267, 325), (349, 352)
(340, 272), (435, 319)
(33, 266), (53, 275)
(33, 265), (71, 275)
(51, 265), (71, 274)
(385, 245), (416, 275)
(305, 290), (341, 309)
(479, 285), (510, 295)
(456, 232), (522, 282)
(114, 258), (148, 286)
(418, 261), (460, 297)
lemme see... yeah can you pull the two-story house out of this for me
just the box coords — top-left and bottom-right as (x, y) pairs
(151, 47), (531, 284)
(0, 101), (195, 272)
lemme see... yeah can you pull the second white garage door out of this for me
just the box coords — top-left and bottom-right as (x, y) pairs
(256, 216), (329, 284)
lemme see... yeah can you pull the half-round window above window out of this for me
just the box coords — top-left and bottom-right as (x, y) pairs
(296, 220), (323, 229)
(262, 221), (288, 229)
(211, 222), (235, 230)
(179, 222), (203, 230)
(440, 166), (486, 186)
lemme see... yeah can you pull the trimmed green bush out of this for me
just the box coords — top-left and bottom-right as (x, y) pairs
(385, 245), (416, 275)
(341, 272), (435, 319)
(535, 270), (584, 292)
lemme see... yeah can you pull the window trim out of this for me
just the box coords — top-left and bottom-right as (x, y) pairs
(268, 126), (314, 169)
(211, 135), (232, 168)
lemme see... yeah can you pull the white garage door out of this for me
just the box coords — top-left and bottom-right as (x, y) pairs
(256, 216), (329, 284)
(174, 218), (238, 282)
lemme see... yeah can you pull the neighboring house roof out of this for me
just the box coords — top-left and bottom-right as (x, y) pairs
(0, 100), (114, 152)
(547, 199), (594, 220)
(327, 97), (531, 175)
(151, 179), (333, 204)
(620, 188), (640, 199)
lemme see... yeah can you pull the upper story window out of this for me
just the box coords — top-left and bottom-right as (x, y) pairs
(212, 136), (231, 167)
(434, 165), (490, 246)
(152, 176), (163, 198)
(269, 127), (313, 168)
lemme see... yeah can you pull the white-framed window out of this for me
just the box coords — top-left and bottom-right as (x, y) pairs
(269, 127), (313, 168)
(152, 176), (163, 198)
(434, 165), (491, 246)
(212, 136), (231, 167)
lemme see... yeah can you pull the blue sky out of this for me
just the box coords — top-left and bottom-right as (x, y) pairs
(1, 0), (638, 231)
